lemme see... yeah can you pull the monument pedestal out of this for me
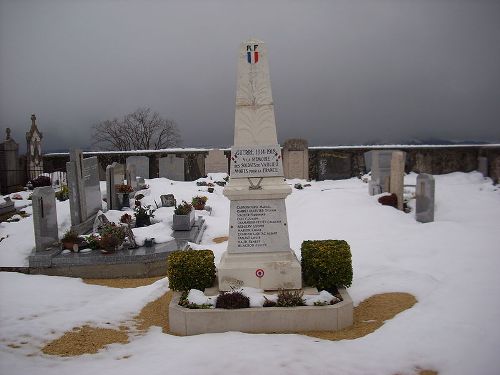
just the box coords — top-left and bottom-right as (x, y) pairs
(218, 250), (302, 291)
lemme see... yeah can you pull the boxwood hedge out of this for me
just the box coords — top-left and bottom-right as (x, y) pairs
(167, 249), (216, 291)
(301, 240), (353, 289)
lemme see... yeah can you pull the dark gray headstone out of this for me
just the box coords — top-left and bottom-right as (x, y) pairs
(105, 162), (124, 210)
(32, 186), (59, 251)
(416, 173), (435, 223)
(126, 156), (149, 179)
(160, 194), (176, 207)
(159, 155), (185, 181)
(317, 153), (352, 180)
(67, 150), (102, 233)
(478, 157), (488, 177)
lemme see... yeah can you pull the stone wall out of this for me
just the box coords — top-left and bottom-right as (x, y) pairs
(43, 145), (500, 182)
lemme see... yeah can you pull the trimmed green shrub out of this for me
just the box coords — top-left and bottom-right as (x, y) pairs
(167, 250), (216, 291)
(301, 240), (353, 289)
(215, 290), (250, 309)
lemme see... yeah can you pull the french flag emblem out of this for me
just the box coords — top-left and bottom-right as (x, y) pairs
(247, 44), (259, 64)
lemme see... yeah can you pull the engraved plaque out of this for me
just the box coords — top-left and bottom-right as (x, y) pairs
(230, 145), (283, 178)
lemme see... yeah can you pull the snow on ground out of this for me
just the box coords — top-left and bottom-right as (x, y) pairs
(1, 172), (500, 374)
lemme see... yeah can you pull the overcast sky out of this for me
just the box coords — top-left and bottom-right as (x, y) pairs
(1, 0), (499, 152)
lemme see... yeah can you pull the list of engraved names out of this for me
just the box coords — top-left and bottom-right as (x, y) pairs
(235, 202), (284, 249)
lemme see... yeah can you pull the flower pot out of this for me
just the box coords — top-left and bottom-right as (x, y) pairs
(193, 203), (206, 210)
(207, 187), (214, 193)
(117, 193), (130, 208)
(172, 209), (195, 231)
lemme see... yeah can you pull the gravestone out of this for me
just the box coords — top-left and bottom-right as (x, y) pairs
(493, 156), (500, 184)
(67, 150), (102, 233)
(32, 186), (59, 251)
(0, 196), (15, 216)
(205, 149), (228, 174)
(218, 39), (301, 291)
(159, 155), (185, 181)
(0, 128), (24, 194)
(389, 151), (406, 211)
(105, 162), (124, 210)
(126, 156), (149, 179)
(416, 174), (435, 223)
(160, 194), (176, 207)
(478, 157), (488, 177)
(26, 114), (44, 180)
(282, 139), (309, 180)
(369, 150), (394, 195)
(126, 163), (138, 191)
(317, 152), (352, 180)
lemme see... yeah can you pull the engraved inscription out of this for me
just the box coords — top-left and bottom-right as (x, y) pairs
(230, 145), (283, 178)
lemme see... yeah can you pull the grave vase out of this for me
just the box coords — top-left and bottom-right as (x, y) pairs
(172, 209), (195, 231)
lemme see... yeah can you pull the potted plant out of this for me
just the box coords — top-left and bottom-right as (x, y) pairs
(173, 200), (194, 231)
(61, 229), (80, 251)
(115, 184), (134, 208)
(98, 222), (126, 253)
(134, 203), (156, 228)
(192, 196), (208, 210)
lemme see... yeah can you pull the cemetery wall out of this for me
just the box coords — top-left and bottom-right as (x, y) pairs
(43, 145), (500, 182)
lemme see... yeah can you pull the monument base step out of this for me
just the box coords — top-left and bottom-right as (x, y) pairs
(217, 250), (302, 291)
(169, 287), (353, 336)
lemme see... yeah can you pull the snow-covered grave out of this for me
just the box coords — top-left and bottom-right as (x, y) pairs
(0, 171), (499, 374)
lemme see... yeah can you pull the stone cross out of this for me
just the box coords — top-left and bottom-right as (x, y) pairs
(389, 151), (406, 211)
(218, 39), (301, 291)
(32, 186), (59, 251)
(416, 173), (435, 223)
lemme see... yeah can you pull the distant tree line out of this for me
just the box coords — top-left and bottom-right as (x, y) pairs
(92, 107), (181, 151)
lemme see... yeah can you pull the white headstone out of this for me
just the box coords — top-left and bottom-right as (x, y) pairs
(159, 154), (185, 181)
(205, 149), (228, 174)
(282, 138), (309, 180)
(126, 163), (138, 191)
(126, 156), (149, 179)
(218, 39), (301, 291)
(369, 150), (394, 195)
(389, 151), (406, 211)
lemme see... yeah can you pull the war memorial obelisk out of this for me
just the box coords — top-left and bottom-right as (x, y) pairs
(218, 39), (302, 291)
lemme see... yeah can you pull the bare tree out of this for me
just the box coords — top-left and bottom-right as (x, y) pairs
(92, 107), (181, 150)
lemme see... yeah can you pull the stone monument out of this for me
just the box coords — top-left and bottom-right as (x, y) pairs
(282, 139), (309, 180)
(389, 151), (406, 211)
(416, 173), (435, 223)
(26, 114), (44, 180)
(126, 156), (149, 179)
(126, 163), (138, 191)
(67, 150), (102, 233)
(205, 149), (228, 174)
(105, 162), (124, 210)
(159, 154), (185, 181)
(32, 186), (59, 251)
(218, 39), (301, 291)
(477, 157), (488, 177)
(368, 150), (394, 195)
